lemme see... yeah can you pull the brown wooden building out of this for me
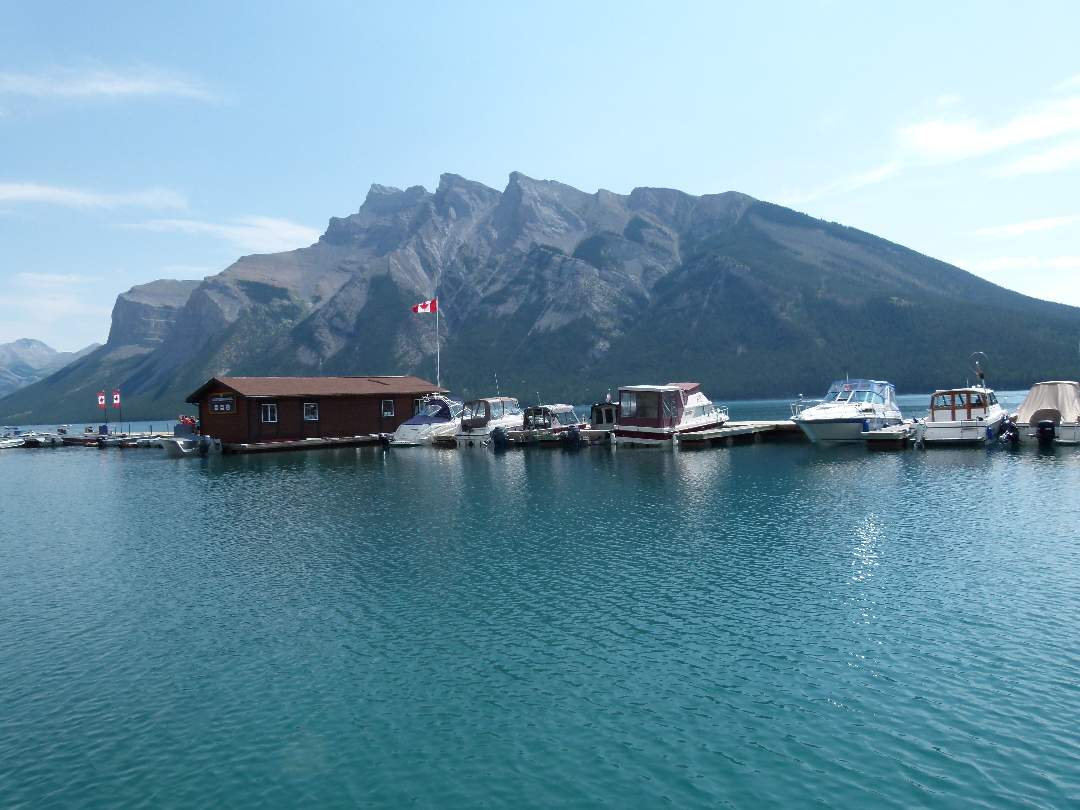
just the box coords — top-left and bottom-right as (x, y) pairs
(186, 376), (446, 444)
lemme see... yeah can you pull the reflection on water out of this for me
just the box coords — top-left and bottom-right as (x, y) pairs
(1, 441), (1079, 808)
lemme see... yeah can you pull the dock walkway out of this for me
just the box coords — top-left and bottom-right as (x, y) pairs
(678, 420), (805, 447)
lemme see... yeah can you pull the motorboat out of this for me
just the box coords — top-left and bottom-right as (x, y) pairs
(389, 395), (463, 446)
(913, 386), (1006, 446)
(506, 404), (585, 446)
(792, 379), (903, 443)
(1007, 381), (1080, 446)
(0, 436), (25, 449)
(161, 435), (223, 457)
(614, 383), (728, 447)
(455, 397), (524, 445)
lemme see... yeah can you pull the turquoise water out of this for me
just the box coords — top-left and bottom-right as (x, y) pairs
(1, 427), (1078, 807)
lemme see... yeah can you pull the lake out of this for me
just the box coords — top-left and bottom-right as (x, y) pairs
(1, 399), (1077, 808)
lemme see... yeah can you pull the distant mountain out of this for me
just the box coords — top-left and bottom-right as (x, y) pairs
(0, 338), (100, 400)
(3, 172), (1079, 424)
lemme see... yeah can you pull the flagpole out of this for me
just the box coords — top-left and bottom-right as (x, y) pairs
(436, 302), (440, 389)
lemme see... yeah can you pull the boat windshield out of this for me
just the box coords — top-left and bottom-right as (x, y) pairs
(462, 401), (487, 419)
(824, 380), (894, 407)
(554, 409), (579, 426)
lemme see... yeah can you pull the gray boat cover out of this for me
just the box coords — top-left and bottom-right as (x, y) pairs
(1016, 381), (1080, 425)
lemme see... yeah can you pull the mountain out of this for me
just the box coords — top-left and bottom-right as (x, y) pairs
(3, 172), (1080, 423)
(0, 339), (100, 400)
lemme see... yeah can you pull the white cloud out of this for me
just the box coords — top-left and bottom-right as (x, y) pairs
(778, 160), (902, 205)
(991, 138), (1080, 177)
(899, 96), (1080, 163)
(0, 182), (186, 210)
(1056, 75), (1080, 90)
(974, 215), (1080, 240)
(132, 216), (322, 253)
(1, 273), (112, 346)
(0, 67), (213, 100)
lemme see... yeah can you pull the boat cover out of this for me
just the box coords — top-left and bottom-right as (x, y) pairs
(1015, 381), (1080, 425)
(402, 399), (454, 425)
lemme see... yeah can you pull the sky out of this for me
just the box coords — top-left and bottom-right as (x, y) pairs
(2, 1), (1079, 351)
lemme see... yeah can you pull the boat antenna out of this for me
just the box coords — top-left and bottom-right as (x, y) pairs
(969, 352), (988, 389)
(536, 391), (540, 406)
(495, 372), (500, 397)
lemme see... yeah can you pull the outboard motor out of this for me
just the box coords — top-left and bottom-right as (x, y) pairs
(563, 424), (582, 450)
(490, 426), (508, 451)
(1036, 419), (1056, 448)
(999, 418), (1019, 447)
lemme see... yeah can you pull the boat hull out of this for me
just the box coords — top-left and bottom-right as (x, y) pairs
(793, 417), (893, 443)
(389, 420), (458, 446)
(920, 413), (1004, 445)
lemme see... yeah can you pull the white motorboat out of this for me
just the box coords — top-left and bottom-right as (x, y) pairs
(792, 379), (903, 443)
(614, 383), (728, 447)
(0, 436), (25, 449)
(455, 397), (524, 445)
(389, 395), (463, 446)
(1008, 381), (1080, 445)
(914, 386), (1006, 446)
(161, 436), (222, 457)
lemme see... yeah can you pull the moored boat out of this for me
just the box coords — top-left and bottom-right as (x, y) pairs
(914, 386), (1005, 446)
(455, 397), (524, 445)
(161, 435), (223, 457)
(1006, 381), (1080, 446)
(614, 383), (728, 447)
(506, 404), (584, 446)
(389, 395), (463, 446)
(792, 379), (903, 443)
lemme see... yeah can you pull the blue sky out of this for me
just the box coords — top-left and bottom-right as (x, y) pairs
(2, 1), (1079, 350)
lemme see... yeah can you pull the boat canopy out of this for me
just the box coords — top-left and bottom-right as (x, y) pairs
(822, 379), (897, 408)
(1016, 381), (1080, 425)
(402, 397), (460, 425)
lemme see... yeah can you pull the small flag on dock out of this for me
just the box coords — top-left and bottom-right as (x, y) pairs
(412, 298), (437, 313)
(97, 392), (106, 408)
(113, 391), (121, 407)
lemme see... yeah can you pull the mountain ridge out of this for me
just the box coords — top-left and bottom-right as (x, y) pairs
(2, 171), (1079, 423)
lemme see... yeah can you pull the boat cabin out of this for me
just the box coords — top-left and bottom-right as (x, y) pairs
(590, 401), (620, 429)
(460, 397), (521, 431)
(186, 375), (445, 444)
(617, 383), (699, 428)
(929, 388), (999, 422)
(521, 404), (581, 431)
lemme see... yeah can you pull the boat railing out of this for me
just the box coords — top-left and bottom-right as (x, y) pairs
(790, 399), (822, 418)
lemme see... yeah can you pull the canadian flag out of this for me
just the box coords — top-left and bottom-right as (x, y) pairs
(113, 391), (121, 407)
(412, 298), (437, 313)
(97, 392), (106, 408)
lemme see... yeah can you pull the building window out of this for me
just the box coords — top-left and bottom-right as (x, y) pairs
(413, 398), (423, 415)
(381, 399), (395, 417)
(303, 402), (319, 421)
(261, 403), (278, 423)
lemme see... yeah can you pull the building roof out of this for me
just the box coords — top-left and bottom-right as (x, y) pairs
(186, 375), (446, 403)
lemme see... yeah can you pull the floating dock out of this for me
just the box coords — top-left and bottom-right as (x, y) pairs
(224, 435), (383, 454)
(677, 420), (805, 448)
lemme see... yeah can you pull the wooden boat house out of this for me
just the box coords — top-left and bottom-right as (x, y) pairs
(186, 376), (446, 445)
